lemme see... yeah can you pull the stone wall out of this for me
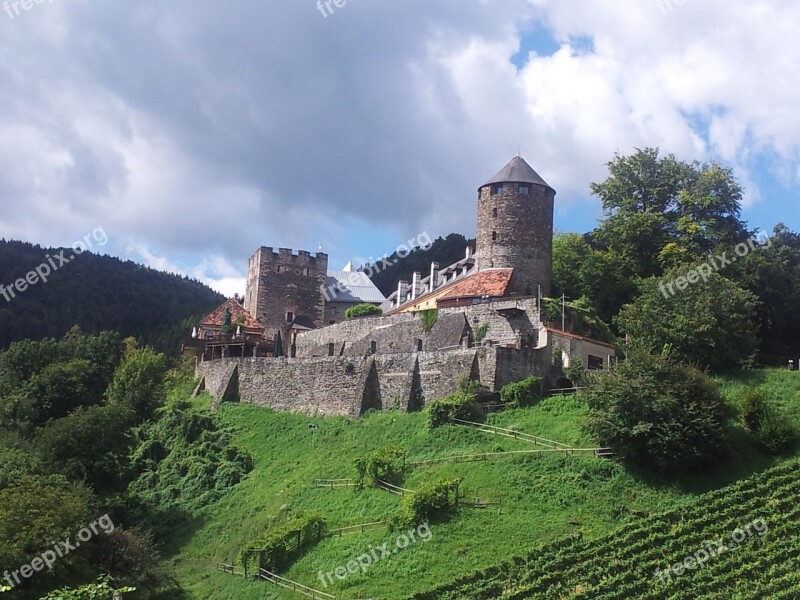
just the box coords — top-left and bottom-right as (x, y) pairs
(295, 312), (470, 357)
(197, 347), (497, 417)
(442, 298), (541, 348)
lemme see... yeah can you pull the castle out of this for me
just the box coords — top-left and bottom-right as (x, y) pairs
(185, 156), (616, 416)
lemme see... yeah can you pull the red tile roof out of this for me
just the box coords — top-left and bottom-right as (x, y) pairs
(438, 269), (513, 301)
(545, 327), (617, 350)
(200, 298), (263, 331)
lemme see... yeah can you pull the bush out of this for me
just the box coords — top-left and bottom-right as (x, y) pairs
(418, 309), (439, 333)
(345, 303), (382, 319)
(565, 358), (586, 387)
(397, 478), (461, 527)
(475, 322), (490, 343)
(500, 377), (544, 408)
(740, 388), (768, 431)
(241, 514), (327, 573)
(583, 347), (731, 473)
(354, 446), (405, 487)
(426, 392), (480, 428)
(739, 387), (796, 454)
(757, 409), (795, 454)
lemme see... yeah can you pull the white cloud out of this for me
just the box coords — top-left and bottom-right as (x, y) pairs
(0, 0), (798, 287)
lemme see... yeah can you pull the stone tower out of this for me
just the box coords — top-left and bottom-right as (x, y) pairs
(244, 247), (328, 338)
(476, 156), (555, 296)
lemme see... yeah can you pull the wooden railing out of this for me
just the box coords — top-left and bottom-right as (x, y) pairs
(451, 418), (571, 449)
(314, 478), (356, 489)
(328, 521), (386, 537)
(257, 568), (336, 599)
(409, 447), (614, 467)
(376, 480), (415, 496)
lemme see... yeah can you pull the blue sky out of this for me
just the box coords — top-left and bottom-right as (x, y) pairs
(0, 0), (798, 294)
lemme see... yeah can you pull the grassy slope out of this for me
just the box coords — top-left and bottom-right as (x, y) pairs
(168, 369), (799, 600)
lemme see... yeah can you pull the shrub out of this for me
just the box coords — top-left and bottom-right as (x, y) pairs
(426, 392), (480, 428)
(757, 409), (795, 454)
(397, 478), (461, 527)
(354, 446), (405, 487)
(565, 358), (586, 386)
(241, 514), (327, 573)
(583, 346), (731, 473)
(500, 376), (544, 408)
(740, 387), (768, 431)
(739, 387), (796, 454)
(475, 322), (490, 343)
(418, 309), (439, 333)
(345, 303), (382, 319)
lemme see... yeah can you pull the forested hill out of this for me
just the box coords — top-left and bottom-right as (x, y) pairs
(369, 233), (476, 296)
(0, 240), (224, 355)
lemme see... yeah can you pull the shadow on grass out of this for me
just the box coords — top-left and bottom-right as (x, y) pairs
(618, 433), (781, 498)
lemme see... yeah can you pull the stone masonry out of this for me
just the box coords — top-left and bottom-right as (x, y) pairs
(244, 247), (328, 339)
(476, 181), (555, 297)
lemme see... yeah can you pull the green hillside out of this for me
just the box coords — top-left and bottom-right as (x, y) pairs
(167, 369), (799, 599)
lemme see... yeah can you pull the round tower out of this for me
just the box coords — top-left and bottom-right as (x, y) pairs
(476, 156), (555, 296)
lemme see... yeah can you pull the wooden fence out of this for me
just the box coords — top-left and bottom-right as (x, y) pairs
(314, 478), (356, 489)
(217, 563), (245, 577)
(408, 447), (614, 467)
(451, 418), (571, 449)
(376, 480), (415, 496)
(328, 521), (386, 537)
(548, 386), (587, 396)
(257, 568), (336, 600)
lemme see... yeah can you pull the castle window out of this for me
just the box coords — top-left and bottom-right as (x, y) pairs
(276, 266), (281, 273)
(520, 185), (530, 195)
(370, 341), (377, 355)
(492, 208), (498, 218)
(492, 231), (497, 242)
(416, 339), (423, 352)
(286, 311), (294, 323)
(588, 355), (604, 370)
(330, 307), (337, 315)
(304, 268), (309, 276)
(493, 184), (505, 195)
(327, 343), (335, 357)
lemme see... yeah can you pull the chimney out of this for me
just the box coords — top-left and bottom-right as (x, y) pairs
(411, 272), (422, 300)
(466, 246), (472, 259)
(430, 262), (440, 292)
(397, 280), (410, 306)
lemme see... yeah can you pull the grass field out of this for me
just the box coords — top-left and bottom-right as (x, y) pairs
(165, 369), (799, 599)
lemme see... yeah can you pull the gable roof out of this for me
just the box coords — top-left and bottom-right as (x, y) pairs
(482, 156), (553, 191)
(200, 298), (263, 331)
(326, 270), (387, 304)
(438, 269), (514, 301)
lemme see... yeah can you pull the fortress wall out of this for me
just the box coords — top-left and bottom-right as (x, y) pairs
(197, 347), (500, 416)
(295, 312), (469, 358)
(442, 299), (542, 347)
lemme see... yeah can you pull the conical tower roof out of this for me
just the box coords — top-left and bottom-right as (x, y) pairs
(482, 156), (554, 191)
